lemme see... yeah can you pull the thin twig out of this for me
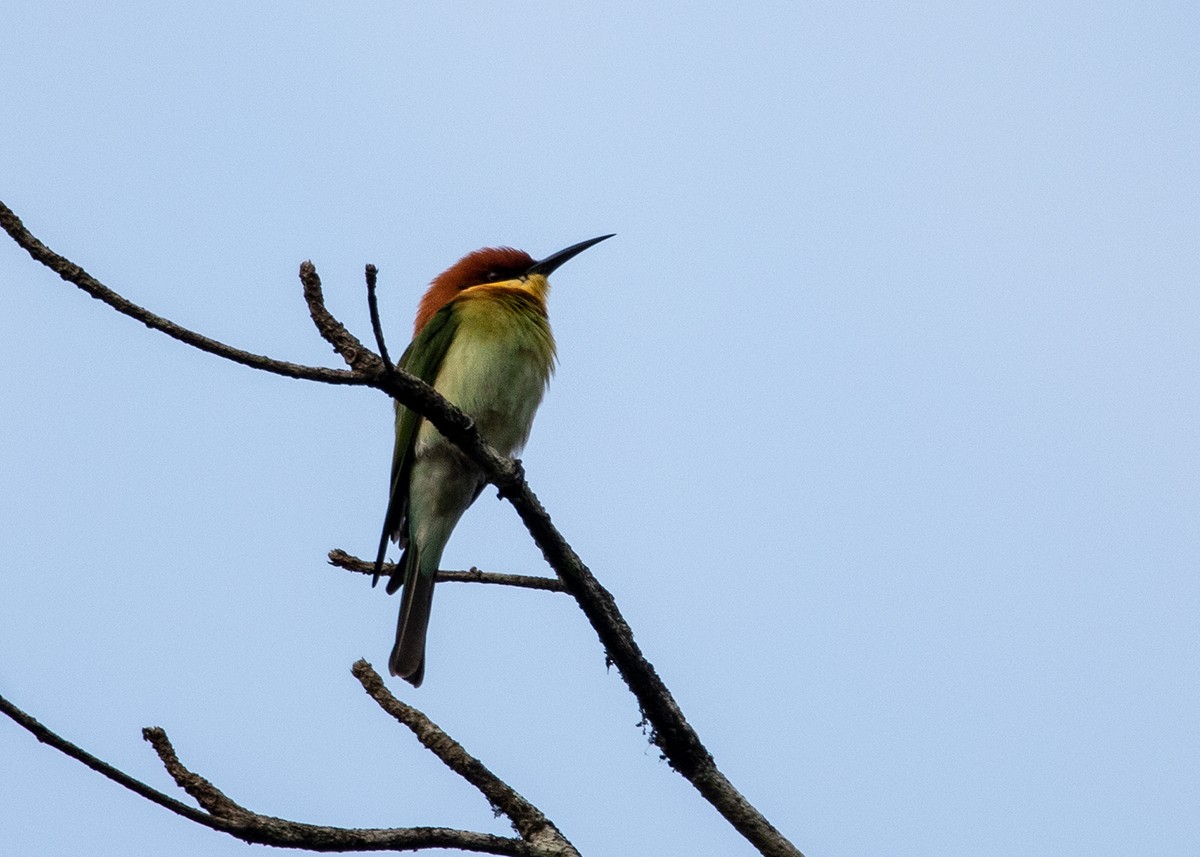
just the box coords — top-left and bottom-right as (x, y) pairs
(365, 264), (393, 370)
(328, 550), (566, 593)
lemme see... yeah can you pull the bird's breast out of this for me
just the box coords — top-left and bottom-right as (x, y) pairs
(418, 296), (555, 458)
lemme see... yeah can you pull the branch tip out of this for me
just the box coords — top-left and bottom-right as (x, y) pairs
(365, 263), (393, 370)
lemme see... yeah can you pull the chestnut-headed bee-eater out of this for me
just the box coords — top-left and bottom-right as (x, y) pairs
(373, 234), (613, 686)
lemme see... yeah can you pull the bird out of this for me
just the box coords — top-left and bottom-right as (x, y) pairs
(373, 234), (613, 686)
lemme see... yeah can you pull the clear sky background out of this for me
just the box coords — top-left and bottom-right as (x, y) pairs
(2, 3), (1197, 856)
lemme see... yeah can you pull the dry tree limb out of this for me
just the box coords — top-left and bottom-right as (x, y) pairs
(1, 687), (577, 856)
(328, 550), (566, 593)
(0, 201), (359, 385)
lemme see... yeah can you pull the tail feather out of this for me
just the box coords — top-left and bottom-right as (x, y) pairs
(389, 546), (436, 686)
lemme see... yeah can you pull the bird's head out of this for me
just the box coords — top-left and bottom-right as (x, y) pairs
(414, 235), (614, 334)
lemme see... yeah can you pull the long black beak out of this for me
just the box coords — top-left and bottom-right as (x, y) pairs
(525, 234), (615, 278)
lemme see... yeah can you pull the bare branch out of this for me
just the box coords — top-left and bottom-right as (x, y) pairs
(328, 550), (566, 593)
(496, 498), (804, 857)
(301, 260), (383, 376)
(1, 690), (568, 856)
(0, 200), (362, 385)
(352, 661), (579, 855)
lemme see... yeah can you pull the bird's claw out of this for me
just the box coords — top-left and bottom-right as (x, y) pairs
(497, 458), (525, 499)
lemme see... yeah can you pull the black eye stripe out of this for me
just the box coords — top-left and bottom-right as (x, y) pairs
(480, 268), (521, 284)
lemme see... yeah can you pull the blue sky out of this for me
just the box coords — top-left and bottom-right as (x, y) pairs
(2, 3), (1197, 856)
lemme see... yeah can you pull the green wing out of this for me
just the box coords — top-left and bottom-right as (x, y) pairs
(373, 304), (461, 587)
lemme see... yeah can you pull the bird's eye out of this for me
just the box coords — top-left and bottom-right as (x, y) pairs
(484, 270), (500, 282)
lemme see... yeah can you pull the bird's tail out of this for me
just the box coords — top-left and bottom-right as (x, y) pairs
(389, 546), (436, 686)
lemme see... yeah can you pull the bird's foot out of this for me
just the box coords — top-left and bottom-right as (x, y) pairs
(496, 458), (525, 499)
